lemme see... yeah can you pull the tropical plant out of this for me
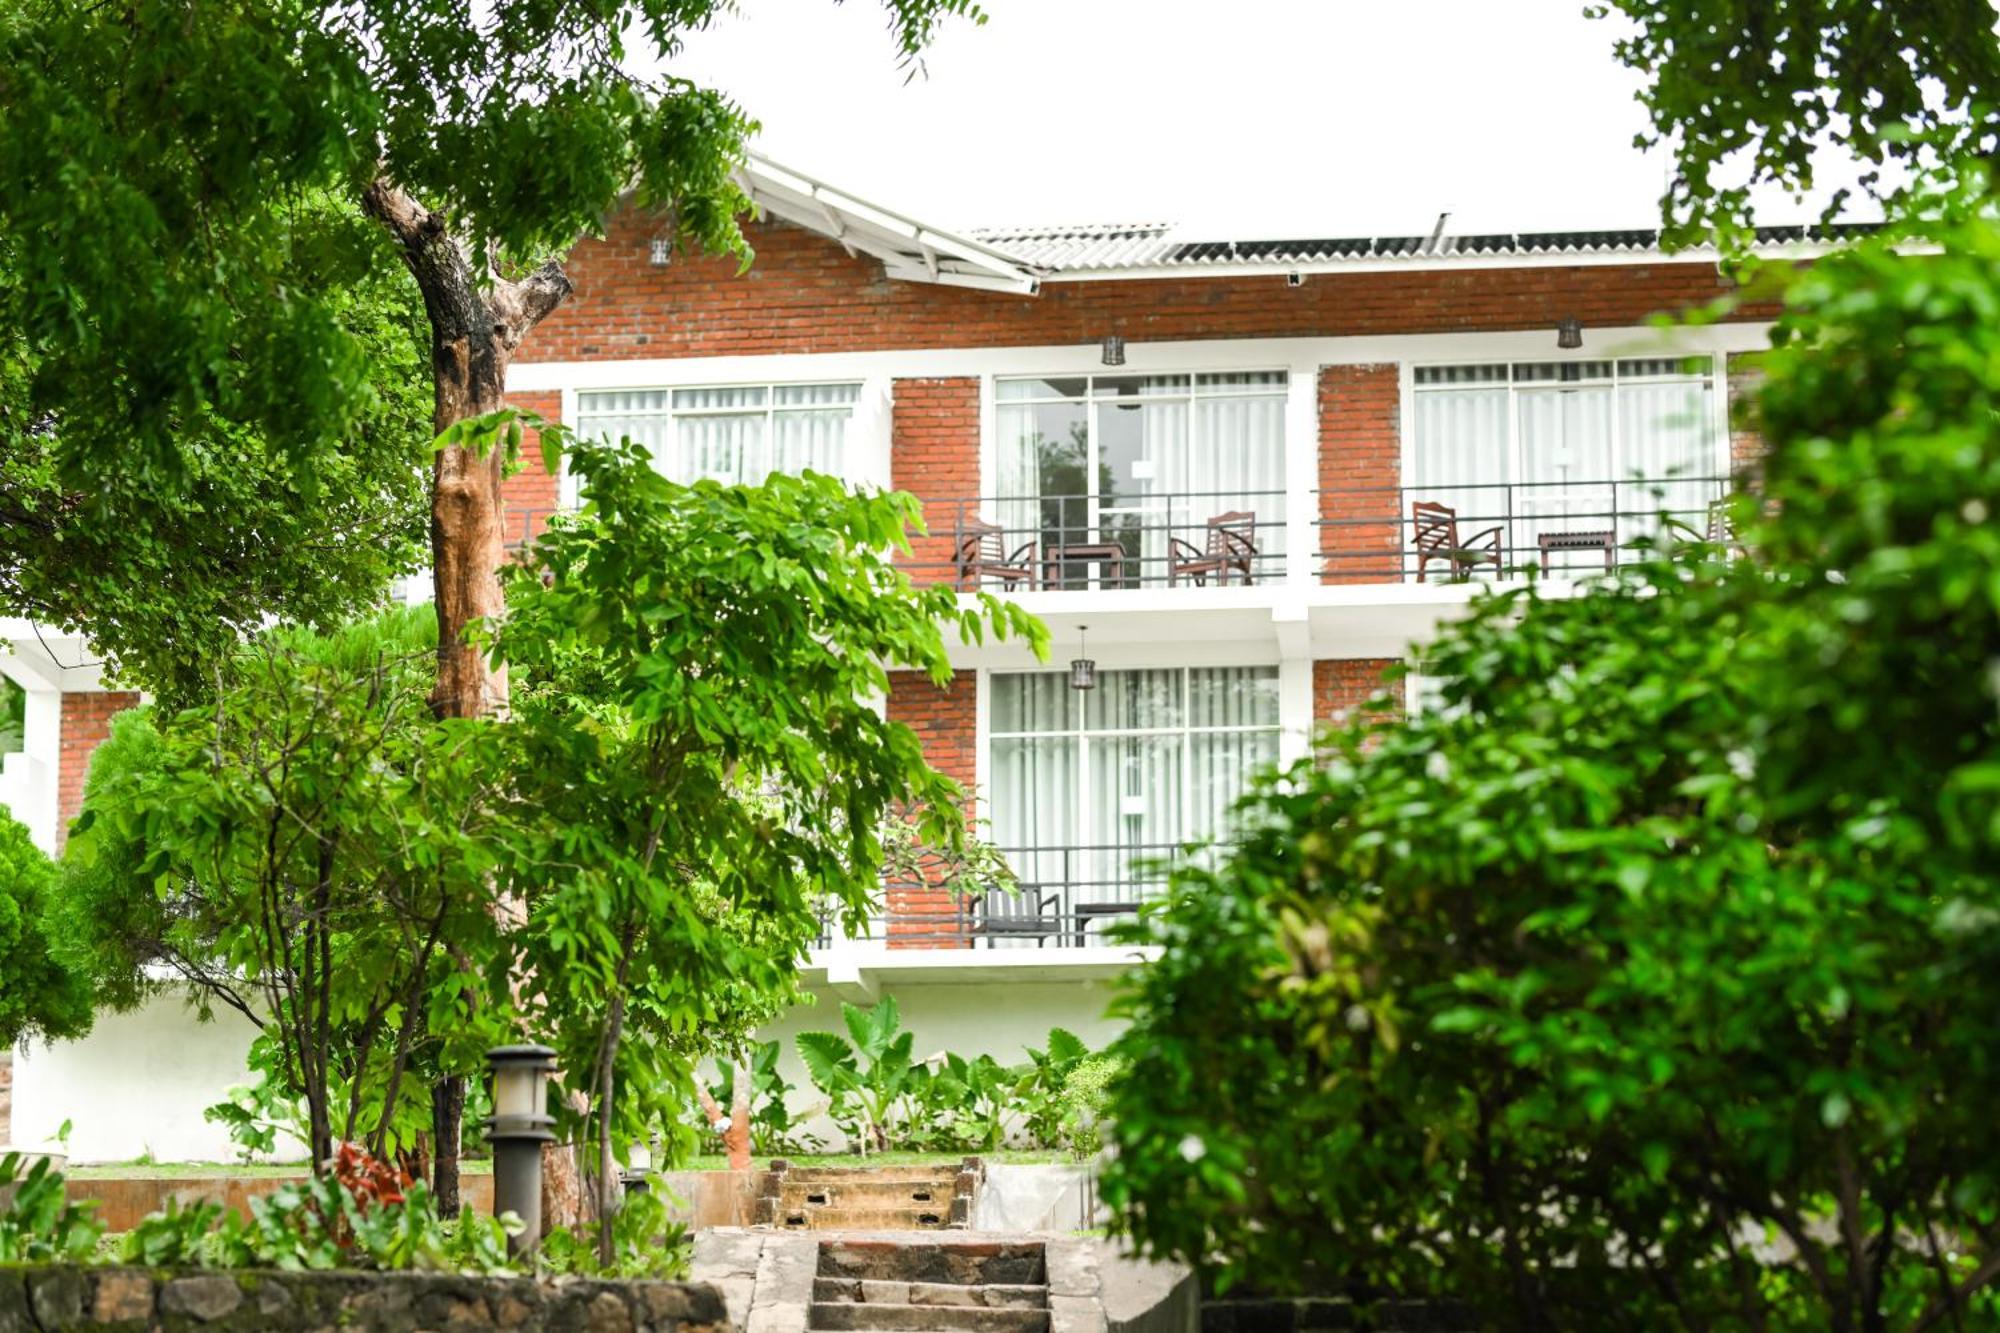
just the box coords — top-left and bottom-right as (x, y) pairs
(913, 1052), (1016, 1153)
(707, 1042), (821, 1158)
(0, 1150), (105, 1264)
(797, 997), (920, 1156)
(1057, 1055), (1123, 1162)
(1016, 1028), (1092, 1150)
(118, 1198), (229, 1268)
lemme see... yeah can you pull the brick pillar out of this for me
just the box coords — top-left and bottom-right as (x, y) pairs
(501, 390), (564, 553)
(1726, 352), (1766, 476)
(890, 378), (980, 586)
(58, 690), (142, 848)
(883, 670), (977, 948)
(1312, 659), (1404, 734)
(1318, 365), (1402, 584)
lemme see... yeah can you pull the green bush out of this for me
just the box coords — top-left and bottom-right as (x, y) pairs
(0, 1151), (105, 1263)
(0, 809), (92, 1047)
(1097, 219), (2000, 1328)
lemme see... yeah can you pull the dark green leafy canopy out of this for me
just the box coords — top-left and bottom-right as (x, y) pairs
(0, 808), (93, 1047)
(0, 0), (982, 694)
(1591, 0), (2000, 235)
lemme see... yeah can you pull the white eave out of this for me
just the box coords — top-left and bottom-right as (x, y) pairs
(737, 154), (1044, 296)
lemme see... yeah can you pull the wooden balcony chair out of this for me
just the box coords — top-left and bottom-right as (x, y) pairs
(954, 517), (1036, 590)
(1168, 511), (1259, 586)
(1703, 496), (1749, 557)
(1411, 500), (1504, 583)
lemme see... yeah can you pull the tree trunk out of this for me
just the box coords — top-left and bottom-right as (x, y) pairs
(431, 1078), (464, 1213)
(363, 175), (576, 1220)
(727, 1056), (752, 1171)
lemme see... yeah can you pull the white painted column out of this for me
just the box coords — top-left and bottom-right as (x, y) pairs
(1284, 359), (1319, 590)
(0, 667), (60, 855)
(1276, 654), (1315, 767)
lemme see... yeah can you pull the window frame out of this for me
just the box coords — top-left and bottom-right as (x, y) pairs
(573, 379), (864, 484)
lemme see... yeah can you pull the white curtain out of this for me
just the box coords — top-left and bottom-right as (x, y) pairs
(1617, 378), (1717, 546)
(574, 390), (674, 471)
(1410, 384), (1511, 571)
(1181, 390), (1286, 567)
(771, 383), (858, 476)
(1516, 386), (1615, 572)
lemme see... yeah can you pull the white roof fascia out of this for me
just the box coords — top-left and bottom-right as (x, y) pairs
(739, 155), (1042, 295)
(1032, 242), (1851, 281)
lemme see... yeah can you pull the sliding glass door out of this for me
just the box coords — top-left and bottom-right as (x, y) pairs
(995, 373), (1287, 586)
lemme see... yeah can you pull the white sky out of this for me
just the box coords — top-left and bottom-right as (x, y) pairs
(658, 0), (1873, 241)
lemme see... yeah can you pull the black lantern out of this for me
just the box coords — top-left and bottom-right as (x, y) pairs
(1101, 335), (1125, 366)
(486, 1044), (557, 1257)
(1069, 625), (1097, 691)
(1556, 316), (1583, 349)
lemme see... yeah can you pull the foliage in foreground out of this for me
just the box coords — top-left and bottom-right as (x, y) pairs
(0, 807), (91, 1048)
(1099, 218), (2000, 1330)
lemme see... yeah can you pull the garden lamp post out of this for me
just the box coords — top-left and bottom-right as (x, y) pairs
(621, 1137), (653, 1196)
(486, 1044), (557, 1258)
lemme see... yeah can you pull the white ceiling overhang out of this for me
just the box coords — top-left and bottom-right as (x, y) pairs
(736, 154), (1044, 296)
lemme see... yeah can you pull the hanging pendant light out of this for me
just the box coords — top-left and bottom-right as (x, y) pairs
(1101, 335), (1126, 366)
(1556, 316), (1583, 349)
(1069, 625), (1097, 691)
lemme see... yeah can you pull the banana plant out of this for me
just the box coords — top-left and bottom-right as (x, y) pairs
(796, 996), (917, 1154)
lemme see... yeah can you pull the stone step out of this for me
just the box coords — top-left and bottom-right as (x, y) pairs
(816, 1240), (1047, 1287)
(807, 1301), (1051, 1332)
(782, 1167), (963, 1185)
(813, 1278), (1049, 1310)
(783, 1177), (956, 1208)
(776, 1205), (955, 1231)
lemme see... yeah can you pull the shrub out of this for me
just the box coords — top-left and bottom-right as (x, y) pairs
(0, 1150), (105, 1263)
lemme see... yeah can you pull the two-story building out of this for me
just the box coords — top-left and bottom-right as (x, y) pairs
(3, 156), (1790, 1159)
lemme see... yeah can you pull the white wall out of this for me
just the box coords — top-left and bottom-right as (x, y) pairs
(752, 977), (1127, 1149)
(10, 992), (277, 1163)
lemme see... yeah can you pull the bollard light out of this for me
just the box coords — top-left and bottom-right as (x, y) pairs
(486, 1044), (557, 1258)
(621, 1137), (654, 1196)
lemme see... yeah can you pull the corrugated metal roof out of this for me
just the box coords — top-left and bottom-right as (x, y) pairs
(972, 220), (1872, 274)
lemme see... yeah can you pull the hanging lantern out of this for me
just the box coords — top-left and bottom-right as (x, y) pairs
(1101, 335), (1126, 366)
(1556, 316), (1583, 349)
(1069, 625), (1097, 691)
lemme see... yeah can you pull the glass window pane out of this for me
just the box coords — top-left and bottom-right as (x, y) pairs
(1513, 361), (1612, 383)
(773, 382), (861, 406)
(1415, 364), (1508, 386)
(990, 736), (1077, 858)
(1085, 732), (1185, 894)
(1189, 729), (1278, 840)
(1618, 356), (1712, 379)
(677, 412), (765, 483)
(1083, 668), (1184, 732)
(1196, 371), (1288, 392)
(990, 672), (1074, 734)
(997, 377), (1087, 401)
(674, 385), (767, 410)
(1092, 374), (1189, 399)
(1187, 667), (1280, 728)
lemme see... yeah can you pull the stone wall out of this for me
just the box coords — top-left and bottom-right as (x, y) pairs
(0, 1266), (727, 1332)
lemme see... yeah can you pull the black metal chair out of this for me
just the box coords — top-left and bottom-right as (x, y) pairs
(965, 887), (1065, 948)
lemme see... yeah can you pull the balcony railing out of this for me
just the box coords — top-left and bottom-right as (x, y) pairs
(820, 841), (1214, 950)
(912, 493), (1289, 592)
(1318, 476), (1735, 584)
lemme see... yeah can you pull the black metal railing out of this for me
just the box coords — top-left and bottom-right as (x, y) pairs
(1317, 476), (1736, 584)
(913, 492), (1289, 592)
(501, 505), (569, 553)
(817, 841), (1217, 950)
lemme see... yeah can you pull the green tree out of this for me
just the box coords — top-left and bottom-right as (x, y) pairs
(1, 0), (982, 718)
(63, 607), (516, 1168)
(0, 809), (91, 1048)
(0, 202), (432, 707)
(1098, 217), (2000, 1328)
(488, 425), (1042, 1256)
(1591, 0), (2000, 236)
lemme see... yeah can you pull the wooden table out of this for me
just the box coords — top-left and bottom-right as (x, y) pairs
(1042, 542), (1130, 589)
(1537, 529), (1616, 573)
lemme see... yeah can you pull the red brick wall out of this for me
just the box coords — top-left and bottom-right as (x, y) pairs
(884, 670), (977, 946)
(890, 378), (981, 584)
(1727, 352), (1766, 475)
(1312, 659), (1404, 731)
(58, 690), (142, 847)
(501, 390), (564, 550)
(519, 215), (1775, 366)
(1318, 366), (1403, 584)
